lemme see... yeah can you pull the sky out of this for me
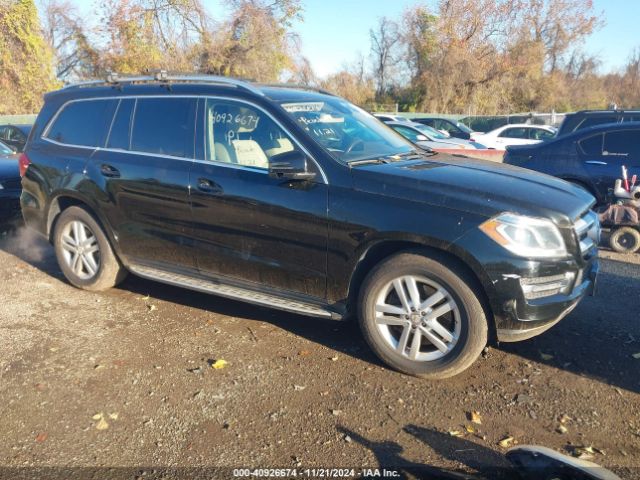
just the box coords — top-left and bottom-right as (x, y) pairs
(69, 0), (640, 78)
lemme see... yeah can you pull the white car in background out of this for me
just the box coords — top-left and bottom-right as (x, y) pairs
(471, 124), (557, 149)
(373, 113), (412, 123)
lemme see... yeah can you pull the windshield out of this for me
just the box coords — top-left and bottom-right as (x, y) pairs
(414, 124), (449, 140)
(0, 141), (12, 155)
(280, 99), (414, 162)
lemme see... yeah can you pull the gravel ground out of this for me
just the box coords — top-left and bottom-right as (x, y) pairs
(0, 224), (638, 479)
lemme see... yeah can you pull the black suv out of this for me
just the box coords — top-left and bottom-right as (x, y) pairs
(557, 109), (640, 137)
(20, 74), (599, 378)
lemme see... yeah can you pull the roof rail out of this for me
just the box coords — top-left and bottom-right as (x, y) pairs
(258, 82), (335, 96)
(61, 71), (265, 97)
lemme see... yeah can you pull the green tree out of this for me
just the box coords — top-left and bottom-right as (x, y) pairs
(0, 0), (58, 114)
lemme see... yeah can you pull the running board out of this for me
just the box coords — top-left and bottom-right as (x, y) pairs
(128, 264), (342, 320)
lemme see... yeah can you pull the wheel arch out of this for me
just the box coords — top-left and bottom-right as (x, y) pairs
(346, 239), (497, 343)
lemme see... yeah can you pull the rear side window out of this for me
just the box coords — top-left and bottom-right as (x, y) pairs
(579, 134), (603, 155)
(46, 100), (117, 147)
(603, 130), (640, 156)
(106, 99), (134, 150)
(499, 127), (527, 139)
(131, 98), (196, 158)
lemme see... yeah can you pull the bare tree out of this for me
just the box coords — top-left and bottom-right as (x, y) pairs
(370, 16), (400, 97)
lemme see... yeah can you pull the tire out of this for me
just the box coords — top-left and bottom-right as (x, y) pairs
(609, 227), (640, 253)
(358, 252), (488, 379)
(53, 206), (127, 291)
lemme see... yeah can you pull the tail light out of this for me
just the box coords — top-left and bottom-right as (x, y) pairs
(19, 153), (31, 177)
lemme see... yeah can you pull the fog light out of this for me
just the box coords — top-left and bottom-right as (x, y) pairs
(520, 273), (574, 299)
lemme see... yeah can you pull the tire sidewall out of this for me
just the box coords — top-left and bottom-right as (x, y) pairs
(610, 227), (640, 253)
(359, 253), (487, 378)
(53, 207), (112, 289)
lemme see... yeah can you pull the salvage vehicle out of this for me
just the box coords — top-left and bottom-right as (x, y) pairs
(504, 122), (640, 205)
(411, 117), (475, 140)
(470, 124), (556, 149)
(20, 74), (599, 378)
(0, 140), (21, 222)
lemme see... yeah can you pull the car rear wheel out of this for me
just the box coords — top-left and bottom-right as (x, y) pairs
(609, 227), (640, 253)
(358, 252), (488, 379)
(53, 206), (127, 291)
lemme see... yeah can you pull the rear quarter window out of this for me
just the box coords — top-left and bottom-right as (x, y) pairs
(46, 99), (117, 147)
(578, 134), (603, 155)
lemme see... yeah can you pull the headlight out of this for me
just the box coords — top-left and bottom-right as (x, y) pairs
(479, 213), (567, 258)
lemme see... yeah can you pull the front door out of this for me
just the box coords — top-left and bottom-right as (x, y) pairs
(188, 98), (329, 299)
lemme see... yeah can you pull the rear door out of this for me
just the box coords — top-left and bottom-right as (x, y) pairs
(88, 96), (197, 270)
(579, 129), (640, 200)
(496, 127), (530, 147)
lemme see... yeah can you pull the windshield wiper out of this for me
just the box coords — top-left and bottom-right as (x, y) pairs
(348, 157), (390, 166)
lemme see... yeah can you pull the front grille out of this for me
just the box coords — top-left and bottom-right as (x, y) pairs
(573, 210), (599, 259)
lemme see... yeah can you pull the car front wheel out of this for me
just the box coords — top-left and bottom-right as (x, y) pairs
(53, 206), (127, 291)
(358, 252), (488, 379)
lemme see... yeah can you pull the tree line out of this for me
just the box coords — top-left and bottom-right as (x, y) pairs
(1, 0), (639, 115)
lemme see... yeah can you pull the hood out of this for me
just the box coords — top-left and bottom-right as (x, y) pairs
(350, 153), (594, 227)
(416, 140), (470, 150)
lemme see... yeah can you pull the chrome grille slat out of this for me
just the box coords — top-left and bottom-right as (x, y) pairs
(574, 211), (599, 258)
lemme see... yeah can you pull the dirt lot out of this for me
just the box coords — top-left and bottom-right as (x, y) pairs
(0, 224), (639, 479)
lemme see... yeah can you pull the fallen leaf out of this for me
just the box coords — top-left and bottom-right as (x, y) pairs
(147, 304), (157, 312)
(298, 350), (311, 356)
(211, 359), (228, 370)
(95, 417), (109, 430)
(632, 352), (640, 359)
(35, 432), (48, 443)
(294, 385), (306, 391)
(331, 409), (342, 416)
(556, 425), (568, 434)
(448, 430), (464, 437)
(330, 356), (339, 361)
(464, 425), (476, 433)
(540, 352), (554, 361)
(92, 413), (103, 421)
(108, 412), (119, 420)
(559, 414), (572, 424)
(139, 294), (150, 301)
(469, 411), (482, 425)
(498, 436), (514, 448)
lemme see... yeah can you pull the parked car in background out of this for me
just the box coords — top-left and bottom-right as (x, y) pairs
(373, 113), (411, 123)
(557, 109), (640, 137)
(411, 117), (475, 140)
(471, 124), (556, 149)
(504, 122), (640, 205)
(0, 140), (21, 222)
(21, 74), (598, 379)
(0, 124), (32, 152)
(385, 121), (485, 150)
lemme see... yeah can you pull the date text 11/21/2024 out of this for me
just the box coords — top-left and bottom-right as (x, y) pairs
(232, 468), (401, 478)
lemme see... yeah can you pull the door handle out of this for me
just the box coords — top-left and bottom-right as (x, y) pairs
(197, 177), (223, 195)
(100, 164), (121, 178)
(584, 161), (608, 165)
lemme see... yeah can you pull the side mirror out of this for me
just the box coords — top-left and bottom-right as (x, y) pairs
(416, 134), (429, 141)
(269, 150), (316, 181)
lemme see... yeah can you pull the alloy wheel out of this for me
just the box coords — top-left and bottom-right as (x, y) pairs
(60, 220), (101, 280)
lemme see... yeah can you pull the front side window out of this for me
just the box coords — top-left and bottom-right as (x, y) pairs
(131, 98), (196, 158)
(280, 98), (413, 163)
(46, 100), (117, 147)
(415, 124), (447, 140)
(530, 128), (554, 140)
(0, 141), (12, 155)
(205, 99), (295, 169)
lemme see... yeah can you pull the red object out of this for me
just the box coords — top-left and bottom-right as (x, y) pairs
(18, 152), (31, 177)
(632, 174), (637, 189)
(622, 165), (629, 191)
